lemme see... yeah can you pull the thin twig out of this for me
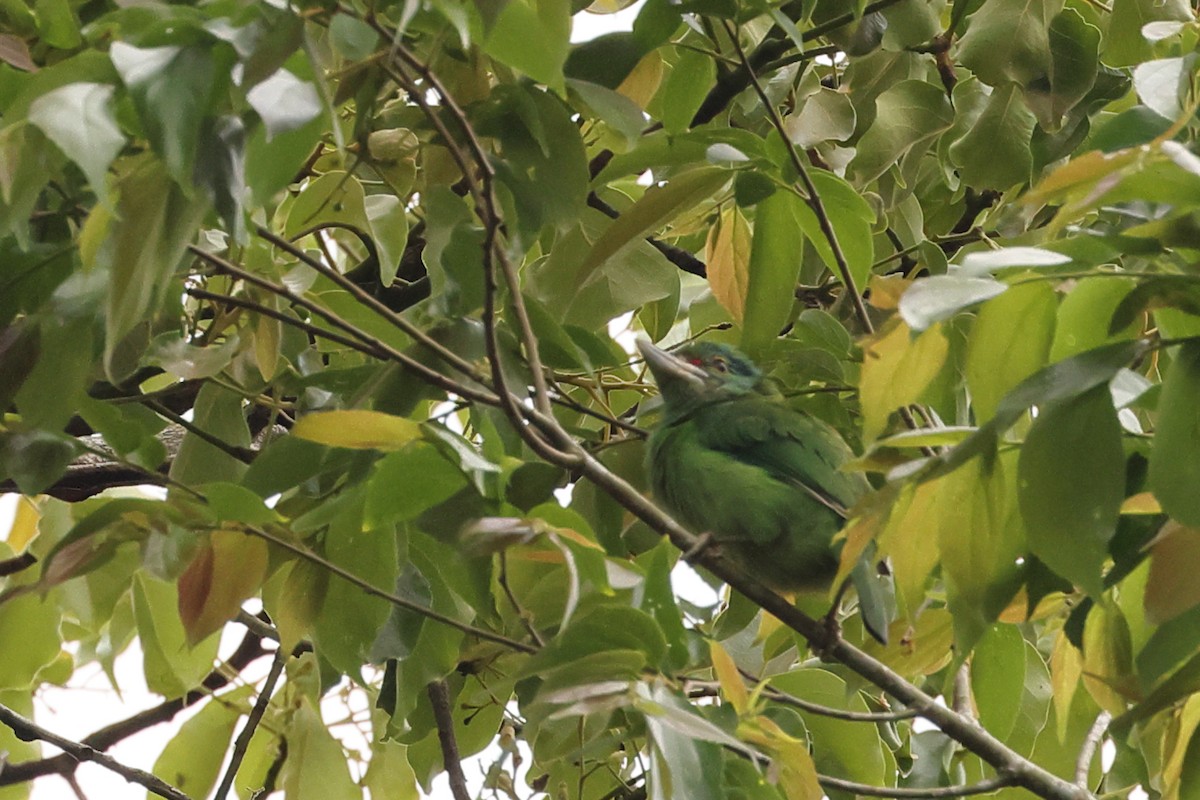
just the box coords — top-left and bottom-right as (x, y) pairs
(187, 249), (499, 406)
(687, 680), (919, 722)
(0, 704), (192, 800)
(146, 400), (255, 463)
(818, 773), (1013, 798)
(724, 20), (874, 334)
(1074, 710), (1112, 789)
(499, 551), (546, 648)
(238, 524), (539, 654)
(427, 680), (471, 800)
(254, 226), (485, 382)
(214, 646), (287, 800)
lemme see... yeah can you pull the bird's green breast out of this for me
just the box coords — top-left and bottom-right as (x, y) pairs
(647, 397), (865, 590)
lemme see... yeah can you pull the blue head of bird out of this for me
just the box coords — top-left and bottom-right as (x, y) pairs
(637, 340), (764, 418)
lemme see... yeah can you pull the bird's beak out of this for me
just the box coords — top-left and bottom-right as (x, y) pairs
(637, 339), (707, 391)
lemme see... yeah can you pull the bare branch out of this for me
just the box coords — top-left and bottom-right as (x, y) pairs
(1075, 710), (1112, 789)
(428, 680), (471, 800)
(0, 704), (191, 800)
(214, 646), (287, 800)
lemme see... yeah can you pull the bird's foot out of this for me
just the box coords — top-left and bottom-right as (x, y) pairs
(682, 532), (716, 563)
(812, 606), (844, 662)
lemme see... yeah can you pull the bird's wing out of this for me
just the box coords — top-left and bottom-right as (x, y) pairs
(695, 397), (868, 516)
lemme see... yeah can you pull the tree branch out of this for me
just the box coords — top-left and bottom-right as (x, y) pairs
(818, 773), (1013, 798)
(427, 679), (472, 800)
(1074, 710), (1111, 789)
(0, 630), (268, 787)
(214, 645), (287, 800)
(0, 704), (191, 800)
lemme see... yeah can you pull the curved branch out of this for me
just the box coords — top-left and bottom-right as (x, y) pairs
(0, 704), (191, 800)
(817, 774), (1013, 799)
(0, 631), (268, 787)
(1074, 710), (1111, 789)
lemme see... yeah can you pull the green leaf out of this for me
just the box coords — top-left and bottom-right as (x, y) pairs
(133, 573), (221, 698)
(792, 168), (875, 292)
(26, 83), (124, 205)
(1133, 56), (1195, 124)
(937, 455), (1026, 652)
(957, 0), (1055, 87)
(848, 80), (954, 185)
(365, 194), (409, 286)
(1104, 0), (1194, 67)
(169, 383), (250, 485)
(1018, 385), (1123, 597)
(110, 43), (220, 183)
(899, 274), (1008, 331)
(292, 410), (423, 451)
(860, 320), (949, 441)
(770, 668), (888, 785)
(151, 685), (253, 798)
(1150, 342), (1200, 527)
(966, 281), (1058, 422)
(365, 442), (467, 527)
(91, 156), (208, 378)
(1049, 277), (1138, 362)
(245, 67), (322, 140)
(579, 167), (729, 276)
(483, 0), (571, 90)
(0, 593), (61, 690)
(280, 701), (360, 800)
(971, 624), (1026, 741)
(741, 190), (804, 354)
(1111, 276), (1200, 334)
(528, 208), (679, 331)
(661, 46), (715, 134)
(948, 83), (1036, 189)
(786, 87), (856, 148)
(313, 500), (398, 677)
(956, 246), (1072, 274)
(1025, 8), (1100, 132)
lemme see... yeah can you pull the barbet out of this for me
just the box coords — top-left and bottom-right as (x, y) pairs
(638, 339), (887, 642)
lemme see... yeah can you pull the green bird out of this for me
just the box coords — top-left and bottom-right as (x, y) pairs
(637, 339), (889, 643)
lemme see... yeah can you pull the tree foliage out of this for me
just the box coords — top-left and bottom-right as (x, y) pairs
(3, 0), (1200, 798)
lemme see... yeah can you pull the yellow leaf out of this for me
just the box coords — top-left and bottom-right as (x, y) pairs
(740, 716), (823, 800)
(832, 502), (888, 595)
(1145, 520), (1200, 624)
(1081, 599), (1136, 716)
(1161, 694), (1200, 800)
(616, 51), (664, 109)
(706, 206), (752, 324)
(5, 496), (40, 550)
(878, 481), (941, 616)
(709, 641), (749, 715)
(859, 319), (949, 441)
(1050, 628), (1082, 740)
(862, 608), (954, 678)
(255, 309), (281, 382)
(292, 410), (423, 450)
(1121, 491), (1163, 515)
(867, 274), (911, 310)
(178, 530), (269, 646)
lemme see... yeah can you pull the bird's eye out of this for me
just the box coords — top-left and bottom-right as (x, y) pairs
(712, 357), (728, 372)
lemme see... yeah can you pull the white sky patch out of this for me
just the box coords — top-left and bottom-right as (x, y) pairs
(571, 1), (645, 42)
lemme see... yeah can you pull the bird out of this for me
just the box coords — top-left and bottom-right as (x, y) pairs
(637, 338), (888, 643)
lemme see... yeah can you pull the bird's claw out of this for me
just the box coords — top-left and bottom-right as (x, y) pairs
(812, 605), (844, 662)
(682, 532), (716, 563)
